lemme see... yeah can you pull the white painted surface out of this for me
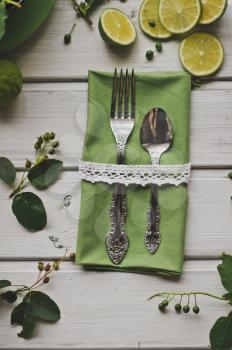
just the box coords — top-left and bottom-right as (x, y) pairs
(0, 0), (232, 348)
(0, 261), (230, 350)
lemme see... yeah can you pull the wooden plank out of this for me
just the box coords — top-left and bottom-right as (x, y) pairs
(0, 169), (231, 260)
(0, 260), (229, 349)
(0, 81), (232, 168)
(2, 0), (232, 80)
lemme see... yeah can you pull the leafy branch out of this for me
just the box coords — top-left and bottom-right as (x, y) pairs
(149, 253), (232, 350)
(0, 132), (63, 231)
(0, 250), (75, 339)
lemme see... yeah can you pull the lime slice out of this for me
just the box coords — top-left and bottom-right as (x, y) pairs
(99, 8), (136, 46)
(139, 0), (172, 39)
(179, 32), (224, 76)
(159, 0), (202, 34)
(199, 0), (227, 24)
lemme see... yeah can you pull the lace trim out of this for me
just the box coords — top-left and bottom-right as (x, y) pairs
(79, 161), (191, 186)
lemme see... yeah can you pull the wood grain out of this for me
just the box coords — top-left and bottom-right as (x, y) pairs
(0, 170), (231, 260)
(0, 260), (229, 349)
(0, 82), (232, 168)
(2, 0), (232, 80)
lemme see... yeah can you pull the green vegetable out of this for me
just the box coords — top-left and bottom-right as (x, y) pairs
(0, 60), (23, 107)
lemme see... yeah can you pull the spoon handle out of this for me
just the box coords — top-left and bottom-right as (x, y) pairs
(105, 183), (129, 265)
(144, 185), (161, 254)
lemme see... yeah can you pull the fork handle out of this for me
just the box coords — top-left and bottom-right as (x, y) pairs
(105, 183), (128, 264)
(144, 184), (161, 254)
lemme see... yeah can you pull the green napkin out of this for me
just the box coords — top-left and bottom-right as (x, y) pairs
(76, 70), (191, 276)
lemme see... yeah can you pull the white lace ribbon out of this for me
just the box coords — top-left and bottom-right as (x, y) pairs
(79, 160), (191, 187)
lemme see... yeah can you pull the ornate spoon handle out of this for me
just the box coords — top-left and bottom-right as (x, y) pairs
(144, 184), (161, 254)
(105, 183), (129, 264)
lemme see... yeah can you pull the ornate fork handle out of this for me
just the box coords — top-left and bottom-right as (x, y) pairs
(144, 185), (161, 254)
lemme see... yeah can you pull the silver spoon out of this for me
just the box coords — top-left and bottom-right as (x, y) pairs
(140, 107), (173, 254)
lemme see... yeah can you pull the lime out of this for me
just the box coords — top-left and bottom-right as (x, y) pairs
(159, 0), (202, 34)
(99, 8), (136, 46)
(139, 0), (172, 39)
(179, 32), (224, 76)
(199, 0), (227, 24)
(0, 60), (23, 107)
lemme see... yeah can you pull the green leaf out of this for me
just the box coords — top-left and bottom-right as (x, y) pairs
(11, 302), (36, 339)
(217, 253), (232, 292)
(0, 280), (11, 289)
(11, 291), (60, 339)
(28, 159), (63, 190)
(0, 157), (16, 184)
(24, 291), (60, 322)
(12, 192), (47, 231)
(0, 1), (7, 40)
(210, 312), (232, 350)
(1, 290), (17, 303)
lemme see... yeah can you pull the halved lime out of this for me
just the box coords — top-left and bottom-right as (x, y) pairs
(159, 0), (202, 34)
(99, 8), (136, 46)
(139, 0), (172, 39)
(199, 0), (227, 24)
(179, 32), (224, 76)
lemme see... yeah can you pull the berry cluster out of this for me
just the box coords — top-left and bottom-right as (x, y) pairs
(34, 131), (59, 156)
(157, 293), (200, 315)
(146, 39), (163, 61)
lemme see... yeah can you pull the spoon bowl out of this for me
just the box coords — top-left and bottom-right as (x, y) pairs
(140, 107), (173, 164)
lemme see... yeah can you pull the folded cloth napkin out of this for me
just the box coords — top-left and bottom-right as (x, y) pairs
(76, 70), (191, 276)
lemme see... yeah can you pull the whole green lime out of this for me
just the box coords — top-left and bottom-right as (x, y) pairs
(0, 60), (23, 107)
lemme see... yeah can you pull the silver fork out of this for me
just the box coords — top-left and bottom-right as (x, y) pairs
(105, 68), (135, 264)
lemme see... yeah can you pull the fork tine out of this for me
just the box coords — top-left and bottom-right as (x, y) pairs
(124, 69), (129, 118)
(111, 68), (117, 119)
(118, 68), (123, 119)
(130, 69), (135, 119)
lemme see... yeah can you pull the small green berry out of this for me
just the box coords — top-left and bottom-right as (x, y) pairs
(183, 305), (190, 313)
(38, 261), (44, 271)
(25, 159), (32, 169)
(175, 303), (182, 313)
(34, 142), (40, 150)
(49, 132), (56, 140)
(49, 148), (55, 155)
(155, 39), (162, 53)
(64, 33), (71, 45)
(53, 261), (59, 270)
(158, 303), (165, 312)
(43, 132), (51, 141)
(52, 140), (59, 148)
(193, 305), (200, 314)
(161, 299), (169, 307)
(149, 19), (156, 27)
(146, 50), (154, 61)
(2, 291), (17, 304)
(228, 172), (232, 179)
(37, 136), (43, 145)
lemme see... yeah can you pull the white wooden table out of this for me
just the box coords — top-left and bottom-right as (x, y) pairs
(0, 0), (232, 348)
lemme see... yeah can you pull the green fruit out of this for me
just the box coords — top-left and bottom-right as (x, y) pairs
(99, 8), (136, 47)
(161, 299), (169, 307)
(183, 305), (190, 313)
(175, 303), (182, 313)
(2, 291), (17, 303)
(0, 60), (23, 107)
(158, 302), (165, 311)
(193, 305), (200, 314)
